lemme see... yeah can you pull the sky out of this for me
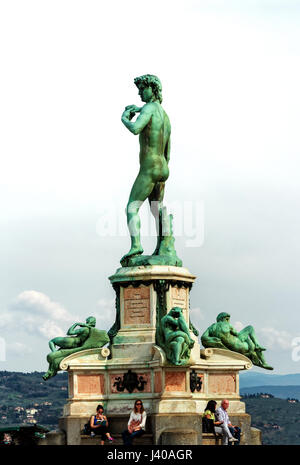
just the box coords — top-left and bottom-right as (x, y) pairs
(0, 0), (300, 375)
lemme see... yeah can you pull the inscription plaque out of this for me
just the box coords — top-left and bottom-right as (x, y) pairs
(123, 286), (150, 325)
(171, 286), (188, 320)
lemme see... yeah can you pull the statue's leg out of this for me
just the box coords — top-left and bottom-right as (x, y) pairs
(171, 336), (184, 365)
(49, 338), (60, 352)
(251, 350), (273, 370)
(178, 316), (192, 337)
(239, 326), (266, 351)
(167, 330), (190, 345)
(148, 182), (165, 255)
(121, 173), (155, 261)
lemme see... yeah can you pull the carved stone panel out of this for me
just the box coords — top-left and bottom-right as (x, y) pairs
(165, 371), (186, 392)
(110, 372), (151, 393)
(77, 374), (104, 395)
(208, 373), (236, 394)
(123, 286), (150, 326)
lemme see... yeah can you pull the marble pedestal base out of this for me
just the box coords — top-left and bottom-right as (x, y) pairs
(58, 345), (254, 445)
(56, 265), (259, 445)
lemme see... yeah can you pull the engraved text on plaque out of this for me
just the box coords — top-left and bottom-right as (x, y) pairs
(124, 286), (150, 325)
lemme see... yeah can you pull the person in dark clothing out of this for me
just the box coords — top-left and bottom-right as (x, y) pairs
(90, 405), (114, 445)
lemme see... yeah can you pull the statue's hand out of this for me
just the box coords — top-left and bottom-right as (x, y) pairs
(124, 105), (141, 120)
(125, 105), (141, 113)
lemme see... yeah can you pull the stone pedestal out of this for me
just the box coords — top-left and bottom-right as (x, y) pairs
(108, 265), (200, 362)
(56, 265), (260, 445)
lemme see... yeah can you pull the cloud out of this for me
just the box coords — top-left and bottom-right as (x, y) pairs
(0, 312), (13, 330)
(259, 327), (293, 351)
(38, 320), (66, 339)
(233, 321), (245, 332)
(11, 290), (74, 322)
(7, 342), (33, 356)
(95, 298), (115, 330)
(190, 307), (205, 323)
(2, 290), (78, 340)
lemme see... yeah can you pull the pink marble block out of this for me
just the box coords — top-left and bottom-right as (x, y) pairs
(154, 371), (162, 393)
(77, 374), (105, 395)
(164, 371), (186, 392)
(208, 373), (236, 394)
(110, 373), (151, 393)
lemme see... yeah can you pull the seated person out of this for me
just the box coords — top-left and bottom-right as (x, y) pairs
(90, 404), (114, 445)
(216, 399), (240, 445)
(122, 400), (147, 445)
(203, 400), (238, 445)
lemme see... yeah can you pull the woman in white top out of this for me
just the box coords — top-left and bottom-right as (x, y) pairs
(122, 399), (147, 445)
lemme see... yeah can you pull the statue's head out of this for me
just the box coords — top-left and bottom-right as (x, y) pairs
(134, 74), (163, 104)
(170, 307), (182, 318)
(86, 316), (96, 327)
(216, 312), (230, 322)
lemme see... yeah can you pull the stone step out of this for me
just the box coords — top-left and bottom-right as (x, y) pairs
(80, 433), (153, 446)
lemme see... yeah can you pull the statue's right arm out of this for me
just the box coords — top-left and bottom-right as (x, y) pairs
(121, 104), (153, 135)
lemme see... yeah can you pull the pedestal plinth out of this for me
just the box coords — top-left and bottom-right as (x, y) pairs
(108, 265), (200, 362)
(58, 346), (253, 444)
(57, 265), (258, 445)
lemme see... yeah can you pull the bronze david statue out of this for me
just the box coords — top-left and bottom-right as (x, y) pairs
(120, 74), (179, 267)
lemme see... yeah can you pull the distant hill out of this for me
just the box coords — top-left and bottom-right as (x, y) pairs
(0, 371), (68, 430)
(243, 396), (300, 445)
(241, 385), (300, 400)
(240, 371), (300, 388)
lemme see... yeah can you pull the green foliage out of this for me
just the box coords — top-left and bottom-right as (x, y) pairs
(242, 395), (300, 445)
(0, 371), (68, 430)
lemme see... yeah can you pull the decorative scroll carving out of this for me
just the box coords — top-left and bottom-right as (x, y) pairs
(190, 369), (203, 393)
(113, 369), (147, 393)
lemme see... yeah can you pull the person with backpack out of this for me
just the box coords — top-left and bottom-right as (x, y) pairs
(89, 405), (114, 445)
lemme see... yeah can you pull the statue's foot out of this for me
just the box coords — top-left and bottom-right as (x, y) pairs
(262, 364), (274, 370)
(120, 246), (144, 265)
(42, 371), (52, 381)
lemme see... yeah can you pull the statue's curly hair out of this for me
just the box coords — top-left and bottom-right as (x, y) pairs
(134, 74), (163, 103)
(216, 312), (230, 322)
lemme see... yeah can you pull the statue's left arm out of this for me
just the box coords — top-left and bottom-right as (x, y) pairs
(121, 104), (153, 135)
(67, 323), (84, 336)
